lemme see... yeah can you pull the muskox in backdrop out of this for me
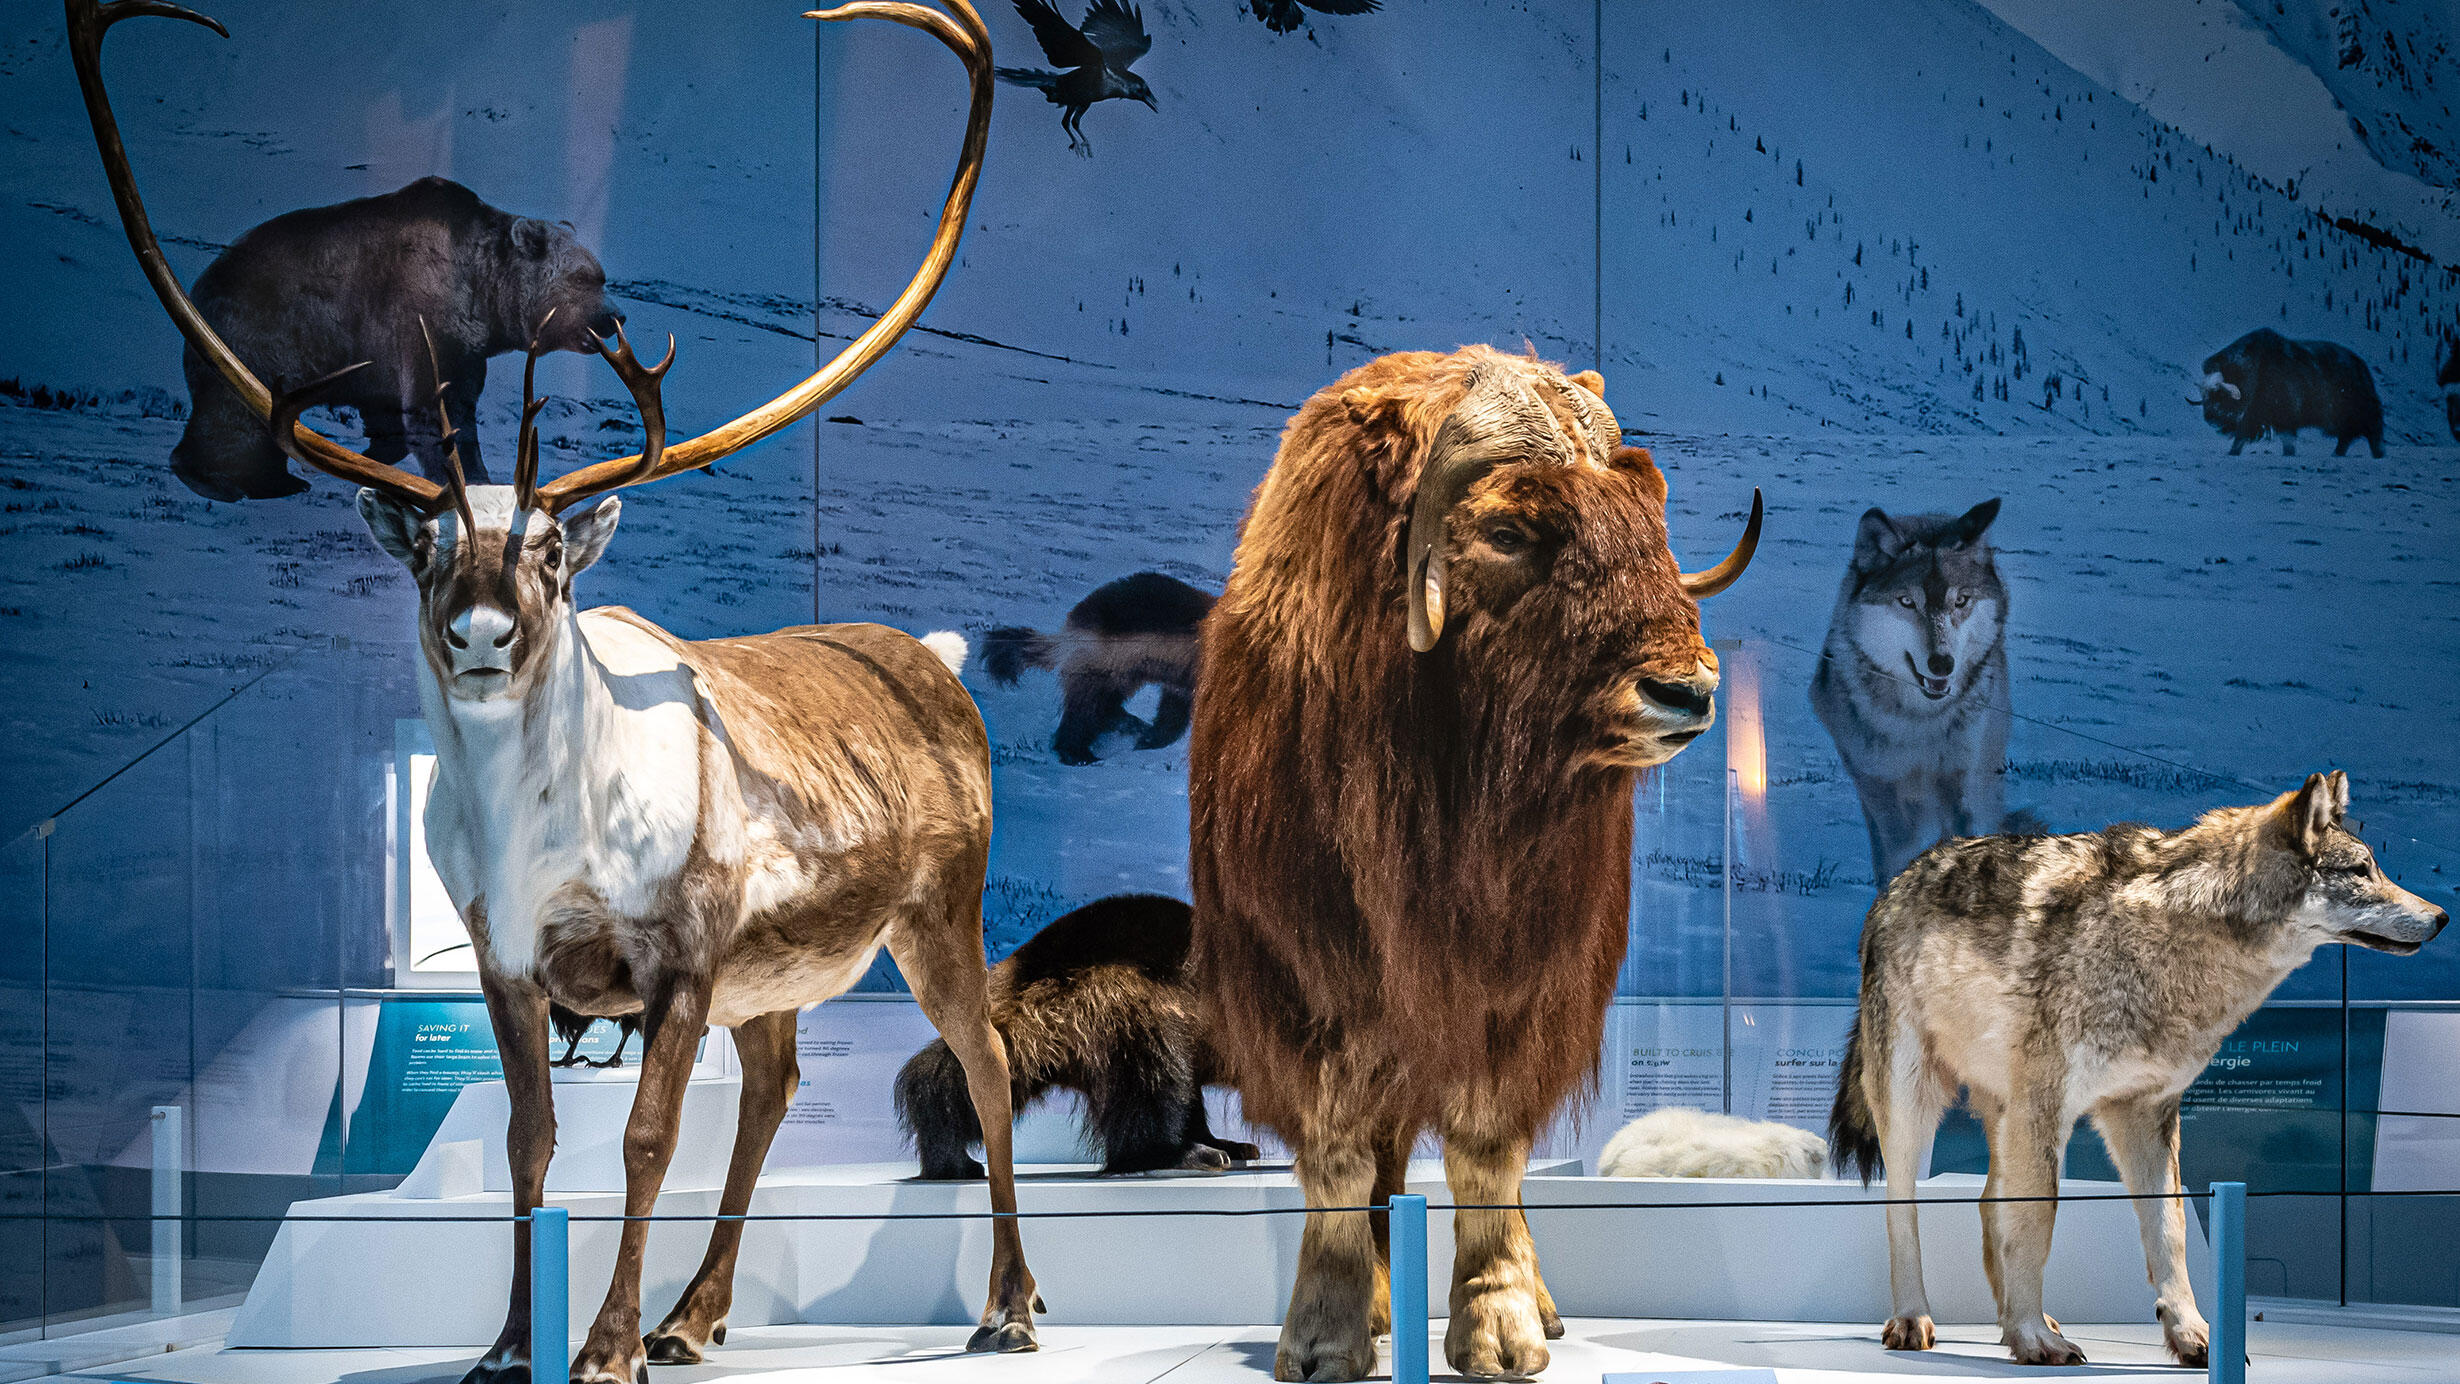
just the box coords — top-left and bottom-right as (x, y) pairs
(983, 571), (1212, 764)
(2190, 327), (2384, 458)
(1189, 346), (1759, 1381)
(171, 175), (620, 501)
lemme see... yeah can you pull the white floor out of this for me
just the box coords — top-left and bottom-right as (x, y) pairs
(56, 1315), (2460, 1384)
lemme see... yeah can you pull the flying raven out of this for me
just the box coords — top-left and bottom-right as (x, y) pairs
(997, 0), (1157, 157)
(1247, 0), (1380, 34)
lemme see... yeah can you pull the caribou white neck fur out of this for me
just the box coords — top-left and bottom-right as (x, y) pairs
(408, 488), (703, 977)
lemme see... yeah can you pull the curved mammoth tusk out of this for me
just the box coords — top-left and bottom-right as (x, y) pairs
(1678, 487), (1762, 599)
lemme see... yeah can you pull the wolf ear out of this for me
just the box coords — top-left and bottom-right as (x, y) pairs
(1947, 497), (2002, 548)
(1852, 508), (1903, 571)
(2276, 773), (2336, 859)
(2326, 769), (2350, 823)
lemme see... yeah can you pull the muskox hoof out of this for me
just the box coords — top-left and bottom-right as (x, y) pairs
(1539, 1303), (1566, 1340)
(966, 1319), (1038, 1353)
(1880, 1313), (1935, 1351)
(1445, 1287), (1549, 1380)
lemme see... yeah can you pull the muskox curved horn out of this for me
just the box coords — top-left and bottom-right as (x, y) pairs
(1403, 366), (1561, 652)
(1678, 488), (1762, 599)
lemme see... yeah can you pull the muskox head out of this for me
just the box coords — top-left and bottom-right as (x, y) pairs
(1372, 351), (1760, 770)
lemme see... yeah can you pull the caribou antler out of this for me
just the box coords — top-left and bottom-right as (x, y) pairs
(535, 0), (993, 512)
(575, 321), (675, 504)
(416, 319), (480, 536)
(510, 313), (555, 512)
(66, 0), (445, 512)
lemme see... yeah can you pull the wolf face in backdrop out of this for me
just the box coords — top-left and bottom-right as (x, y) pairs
(983, 571), (1213, 764)
(896, 894), (1259, 1177)
(1811, 499), (2010, 885)
(171, 176), (620, 501)
(2190, 327), (2386, 458)
(1830, 773), (2446, 1367)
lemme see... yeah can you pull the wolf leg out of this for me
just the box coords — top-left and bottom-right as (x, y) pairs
(1988, 1097), (2085, 1366)
(1877, 1031), (1939, 1351)
(1439, 1106), (1548, 1380)
(2095, 1095), (2209, 1367)
(1277, 1106), (1379, 1382)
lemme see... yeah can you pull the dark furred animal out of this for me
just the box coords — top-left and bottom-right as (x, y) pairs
(896, 894), (1260, 1177)
(982, 571), (1213, 764)
(172, 176), (619, 501)
(2190, 327), (2384, 458)
(1188, 346), (1759, 1381)
(2438, 336), (2459, 442)
(1248, 0), (1379, 34)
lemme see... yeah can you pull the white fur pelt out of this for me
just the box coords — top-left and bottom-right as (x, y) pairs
(1597, 1107), (1829, 1179)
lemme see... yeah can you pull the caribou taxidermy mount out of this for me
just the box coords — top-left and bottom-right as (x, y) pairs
(69, 1), (1038, 1380)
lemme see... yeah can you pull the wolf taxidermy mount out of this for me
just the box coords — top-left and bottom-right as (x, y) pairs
(1811, 499), (2012, 886)
(1190, 346), (1760, 1381)
(71, 1), (1043, 1380)
(982, 571), (1213, 764)
(897, 894), (1259, 1177)
(1830, 773), (2446, 1367)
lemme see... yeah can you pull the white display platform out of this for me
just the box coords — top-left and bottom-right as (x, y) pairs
(231, 1075), (2208, 1347)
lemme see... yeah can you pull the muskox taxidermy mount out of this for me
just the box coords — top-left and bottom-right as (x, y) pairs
(2188, 327), (2386, 458)
(72, 1), (1040, 1380)
(1189, 346), (1759, 1381)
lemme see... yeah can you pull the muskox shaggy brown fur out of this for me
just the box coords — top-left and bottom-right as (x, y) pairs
(1189, 345), (1758, 1381)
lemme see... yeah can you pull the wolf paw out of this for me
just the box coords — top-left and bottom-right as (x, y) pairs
(1445, 1286), (1549, 1379)
(2005, 1320), (2086, 1366)
(1175, 1144), (1234, 1173)
(1880, 1313), (1935, 1351)
(2161, 1311), (2211, 1368)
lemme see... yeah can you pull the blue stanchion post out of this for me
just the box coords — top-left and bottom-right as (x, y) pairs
(531, 1205), (570, 1384)
(1390, 1193), (1429, 1384)
(2209, 1182), (2245, 1384)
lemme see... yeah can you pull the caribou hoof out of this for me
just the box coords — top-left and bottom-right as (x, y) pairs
(1881, 1314), (1935, 1351)
(641, 1330), (704, 1364)
(966, 1319), (1038, 1353)
(456, 1361), (529, 1384)
(570, 1336), (648, 1384)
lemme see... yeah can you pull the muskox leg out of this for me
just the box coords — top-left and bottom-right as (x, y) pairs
(1278, 1117), (1380, 1382)
(1366, 1122), (1411, 1338)
(643, 1008), (800, 1364)
(1437, 1111), (1548, 1381)
(888, 915), (1040, 1352)
(461, 968), (556, 1384)
(1520, 1207), (1564, 1340)
(569, 975), (714, 1384)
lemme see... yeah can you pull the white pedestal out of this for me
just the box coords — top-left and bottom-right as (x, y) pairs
(228, 1157), (2203, 1345)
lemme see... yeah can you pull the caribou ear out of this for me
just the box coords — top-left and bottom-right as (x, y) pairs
(1570, 369), (1607, 399)
(560, 498), (621, 576)
(1852, 507), (1903, 571)
(358, 489), (426, 568)
(1610, 445), (1667, 504)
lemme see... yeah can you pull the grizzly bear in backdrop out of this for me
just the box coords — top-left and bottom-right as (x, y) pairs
(172, 176), (621, 501)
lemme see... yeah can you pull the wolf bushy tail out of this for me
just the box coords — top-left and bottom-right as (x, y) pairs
(981, 627), (1061, 686)
(1829, 1014), (1883, 1185)
(895, 1038), (989, 1180)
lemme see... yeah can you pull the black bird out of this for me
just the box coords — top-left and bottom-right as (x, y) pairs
(997, 0), (1156, 157)
(1247, 0), (1380, 34)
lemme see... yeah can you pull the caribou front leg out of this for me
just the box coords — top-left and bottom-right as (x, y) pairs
(463, 966), (556, 1384)
(570, 976), (712, 1384)
(644, 1009), (800, 1363)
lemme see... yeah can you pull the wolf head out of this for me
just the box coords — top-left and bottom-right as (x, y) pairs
(2243, 772), (2448, 958)
(1842, 499), (2004, 704)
